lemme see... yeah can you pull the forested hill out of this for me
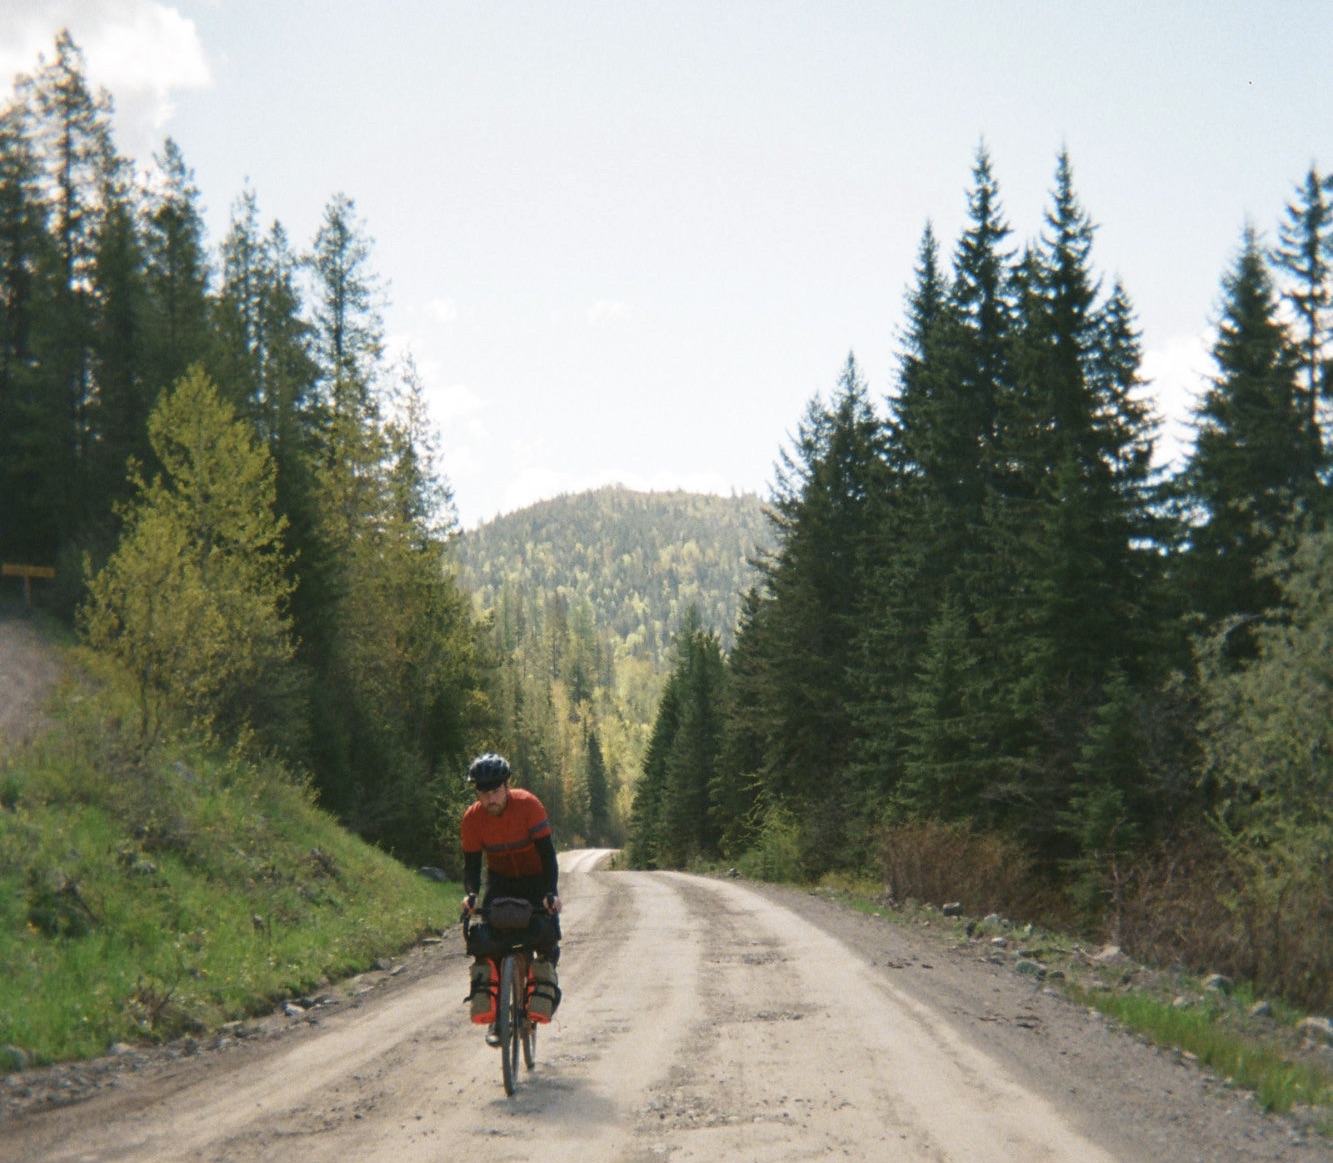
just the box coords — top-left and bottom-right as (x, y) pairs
(455, 487), (770, 659)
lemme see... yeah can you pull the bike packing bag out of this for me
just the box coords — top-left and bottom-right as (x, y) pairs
(527, 958), (560, 1023)
(489, 897), (535, 930)
(468, 958), (498, 1024)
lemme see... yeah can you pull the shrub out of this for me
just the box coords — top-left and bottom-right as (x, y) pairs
(736, 801), (804, 883)
(877, 819), (1067, 923)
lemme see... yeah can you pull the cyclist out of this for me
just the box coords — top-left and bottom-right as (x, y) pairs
(460, 753), (562, 1042)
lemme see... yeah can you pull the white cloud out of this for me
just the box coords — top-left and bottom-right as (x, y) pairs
(1141, 331), (1213, 470)
(428, 382), (487, 425)
(587, 299), (632, 327)
(0, 2), (211, 154)
(429, 298), (459, 326)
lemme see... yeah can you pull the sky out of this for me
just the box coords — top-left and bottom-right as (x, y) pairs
(3, 2), (1331, 529)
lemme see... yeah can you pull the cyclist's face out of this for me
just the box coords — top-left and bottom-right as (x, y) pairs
(477, 782), (509, 815)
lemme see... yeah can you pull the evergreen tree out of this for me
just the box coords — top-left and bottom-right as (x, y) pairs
(307, 192), (382, 421)
(625, 663), (680, 869)
(1271, 166), (1332, 444)
(1177, 225), (1321, 662)
(659, 618), (727, 865)
(850, 150), (1019, 830)
(715, 586), (769, 855)
(88, 158), (151, 517)
(142, 138), (211, 400)
(584, 726), (611, 845)
(0, 96), (54, 561)
(626, 613), (727, 868)
(977, 154), (1166, 858)
(18, 31), (122, 558)
(740, 355), (884, 872)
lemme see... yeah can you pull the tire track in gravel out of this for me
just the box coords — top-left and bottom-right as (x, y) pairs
(623, 871), (1119, 1162)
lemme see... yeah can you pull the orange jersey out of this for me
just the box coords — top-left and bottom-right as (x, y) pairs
(461, 787), (552, 880)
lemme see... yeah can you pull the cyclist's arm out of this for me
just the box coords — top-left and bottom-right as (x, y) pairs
(535, 835), (560, 912)
(462, 850), (482, 899)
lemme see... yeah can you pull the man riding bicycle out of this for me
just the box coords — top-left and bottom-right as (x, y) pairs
(460, 753), (562, 1042)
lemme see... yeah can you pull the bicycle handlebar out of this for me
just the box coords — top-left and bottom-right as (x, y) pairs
(459, 895), (556, 928)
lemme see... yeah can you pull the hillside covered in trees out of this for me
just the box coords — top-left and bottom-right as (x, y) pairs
(456, 486), (769, 659)
(628, 149), (1333, 1014)
(453, 487), (769, 847)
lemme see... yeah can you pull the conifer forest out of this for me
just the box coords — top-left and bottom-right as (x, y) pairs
(3, 34), (1332, 1010)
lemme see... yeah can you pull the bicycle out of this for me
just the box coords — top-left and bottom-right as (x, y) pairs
(461, 896), (553, 1096)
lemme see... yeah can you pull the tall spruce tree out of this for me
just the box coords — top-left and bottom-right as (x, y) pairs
(851, 149), (1020, 831)
(1177, 225), (1321, 663)
(308, 192), (382, 422)
(0, 96), (54, 561)
(740, 355), (883, 872)
(18, 31), (122, 560)
(977, 153), (1166, 858)
(626, 613), (727, 868)
(88, 156), (152, 520)
(142, 139), (211, 401)
(849, 224), (953, 800)
(1271, 166), (1331, 447)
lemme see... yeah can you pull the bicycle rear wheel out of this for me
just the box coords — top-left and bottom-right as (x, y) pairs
(498, 954), (521, 1096)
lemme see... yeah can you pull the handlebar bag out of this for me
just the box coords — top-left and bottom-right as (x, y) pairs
(489, 897), (535, 930)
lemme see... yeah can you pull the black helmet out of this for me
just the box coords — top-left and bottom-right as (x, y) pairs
(466, 752), (511, 791)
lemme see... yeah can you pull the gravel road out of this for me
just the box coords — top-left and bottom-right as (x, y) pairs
(0, 616), (60, 748)
(2, 848), (1326, 1162)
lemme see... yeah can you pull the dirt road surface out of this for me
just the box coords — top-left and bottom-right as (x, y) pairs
(2, 848), (1325, 1162)
(0, 616), (61, 748)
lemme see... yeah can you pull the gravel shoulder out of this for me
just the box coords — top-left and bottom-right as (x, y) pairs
(742, 879), (1330, 1162)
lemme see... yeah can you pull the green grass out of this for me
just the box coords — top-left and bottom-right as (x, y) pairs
(0, 666), (460, 1067)
(1071, 985), (1333, 1118)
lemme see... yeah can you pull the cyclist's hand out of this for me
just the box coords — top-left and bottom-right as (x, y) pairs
(544, 893), (562, 915)
(462, 893), (478, 916)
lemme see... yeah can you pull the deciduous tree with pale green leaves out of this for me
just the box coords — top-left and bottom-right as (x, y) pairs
(81, 365), (303, 749)
(1199, 525), (1333, 1001)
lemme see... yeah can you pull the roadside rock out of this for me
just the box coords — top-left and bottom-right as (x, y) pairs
(1296, 1016), (1333, 1045)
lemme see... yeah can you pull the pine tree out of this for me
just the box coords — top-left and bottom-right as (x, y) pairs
(88, 159), (152, 518)
(18, 31), (122, 557)
(626, 614), (727, 868)
(659, 619), (727, 865)
(1271, 166), (1332, 444)
(0, 96), (54, 561)
(739, 355), (884, 872)
(142, 138), (211, 399)
(1177, 225), (1321, 662)
(307, 192), (382, 421)
(850, 150), (1019, 830)
(584, 726), (611, 845)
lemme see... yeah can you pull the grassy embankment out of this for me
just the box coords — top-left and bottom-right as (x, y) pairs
(0, 624), (460, 1069)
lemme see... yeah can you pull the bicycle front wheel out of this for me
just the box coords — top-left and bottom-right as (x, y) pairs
(498, 953), (521, 1096)
(521, 1003), (536, 1070)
